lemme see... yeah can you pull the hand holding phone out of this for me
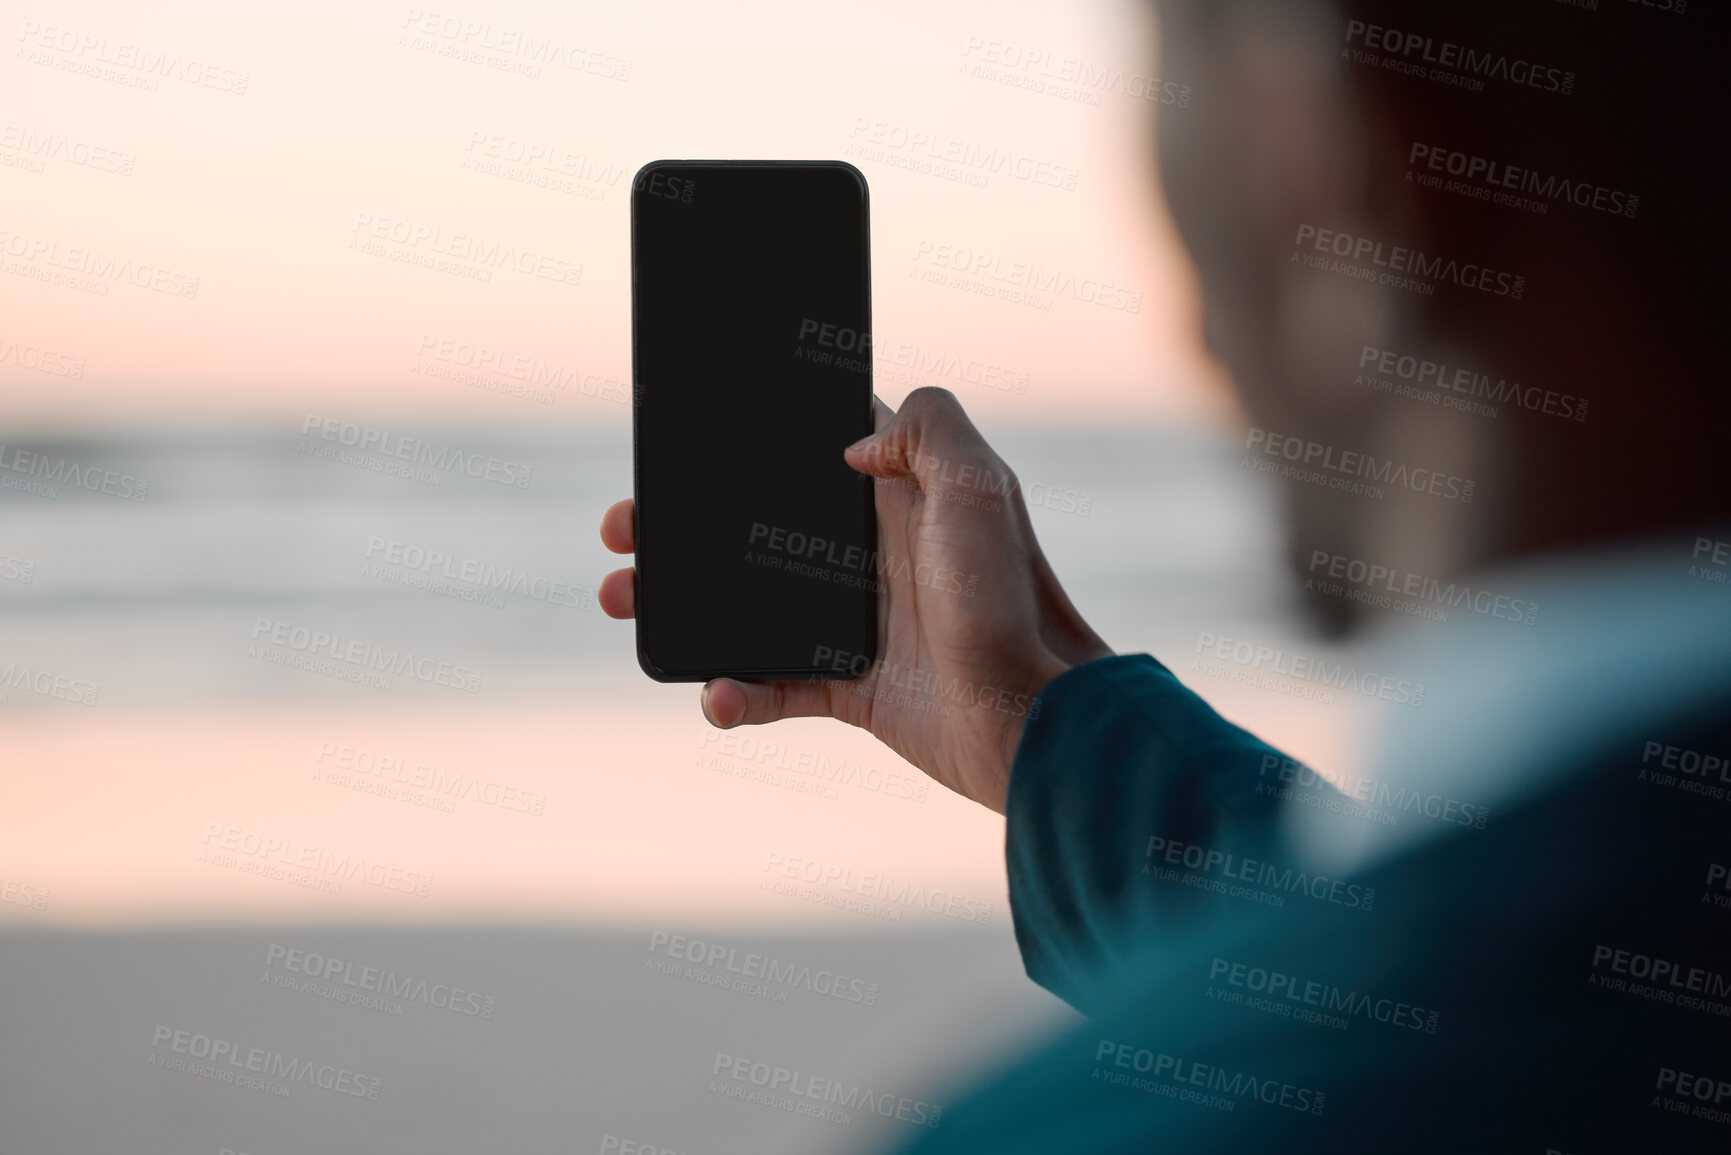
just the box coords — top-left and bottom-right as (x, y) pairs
(602, 387), (1112, 814)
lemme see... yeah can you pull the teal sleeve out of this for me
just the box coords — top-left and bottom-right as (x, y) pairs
(1004, 653), (1326, 1015)
(886, 705), (1731, 1154)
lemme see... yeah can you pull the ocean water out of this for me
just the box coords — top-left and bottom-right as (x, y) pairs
(0, 420), (1299, 705)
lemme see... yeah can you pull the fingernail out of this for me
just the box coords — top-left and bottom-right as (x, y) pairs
(701, 683), (718, 727)
(845, 434), (877, 454)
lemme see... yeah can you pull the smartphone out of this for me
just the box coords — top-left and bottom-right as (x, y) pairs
(630, 160), (877, 682)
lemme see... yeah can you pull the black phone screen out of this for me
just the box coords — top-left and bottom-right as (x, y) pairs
(631, 161), (877, 682)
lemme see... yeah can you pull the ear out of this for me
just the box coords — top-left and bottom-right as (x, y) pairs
(1159, 5), (1415, 428)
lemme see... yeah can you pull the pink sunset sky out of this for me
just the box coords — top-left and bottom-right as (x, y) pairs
(0, 0), (1238, 428)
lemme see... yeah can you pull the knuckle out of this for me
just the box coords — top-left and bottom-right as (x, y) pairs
(903, 386), (961, 416)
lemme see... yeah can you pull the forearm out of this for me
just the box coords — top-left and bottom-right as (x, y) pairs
(1005, 653), (1335, 1013)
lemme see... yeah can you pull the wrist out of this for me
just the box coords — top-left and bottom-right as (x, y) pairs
(984, 649), (1073, 815)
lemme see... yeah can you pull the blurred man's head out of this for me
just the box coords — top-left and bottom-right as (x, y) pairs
(1150, 0), (1725, 634)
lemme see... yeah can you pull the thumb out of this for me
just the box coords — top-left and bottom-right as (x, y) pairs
(841, 395), (896, 473)
(842, 387), (1008, 493)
